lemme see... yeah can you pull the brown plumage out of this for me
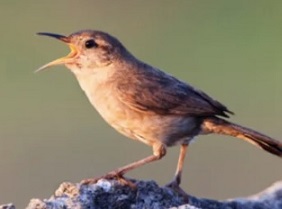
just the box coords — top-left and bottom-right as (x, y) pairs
(37, 30), (282, 191)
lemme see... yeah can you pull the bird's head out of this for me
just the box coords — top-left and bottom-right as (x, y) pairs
(36, 30), (127, 74)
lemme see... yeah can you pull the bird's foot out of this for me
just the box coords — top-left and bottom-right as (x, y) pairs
(165, 180), (189, 200)
(80, 171), (136, 189)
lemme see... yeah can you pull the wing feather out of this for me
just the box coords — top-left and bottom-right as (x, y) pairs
(115, 65), (233, 118)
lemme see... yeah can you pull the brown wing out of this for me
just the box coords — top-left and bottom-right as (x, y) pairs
(116, 65), (233, 118)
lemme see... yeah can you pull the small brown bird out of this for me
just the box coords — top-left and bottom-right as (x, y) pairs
(37, 30), (282, 190)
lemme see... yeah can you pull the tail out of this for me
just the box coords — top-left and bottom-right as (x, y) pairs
(201, 117), (282, 157)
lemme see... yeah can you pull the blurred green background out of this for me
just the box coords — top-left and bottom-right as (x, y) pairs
(1, 0), (282, 208)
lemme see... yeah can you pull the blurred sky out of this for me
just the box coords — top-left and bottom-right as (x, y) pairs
(0, 1), (282, 208)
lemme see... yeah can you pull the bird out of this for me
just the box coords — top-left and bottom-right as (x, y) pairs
(36, 30), (282, 191)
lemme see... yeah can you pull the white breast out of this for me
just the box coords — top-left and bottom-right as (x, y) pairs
(73, 68), (128, 128)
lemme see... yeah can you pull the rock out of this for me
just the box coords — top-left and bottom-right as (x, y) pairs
(1, 179), (282, 209)
(0, 204), (15, 209)
(25, 179), (187, 209)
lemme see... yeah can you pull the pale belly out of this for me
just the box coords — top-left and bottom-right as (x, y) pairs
(90, 91), (200, 147)
(77, 76), (200, 147)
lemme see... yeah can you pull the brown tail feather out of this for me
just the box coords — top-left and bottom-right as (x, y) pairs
(201, 117), (282, 157)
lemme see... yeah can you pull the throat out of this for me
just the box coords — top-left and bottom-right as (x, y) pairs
(72, 66), (114, 98)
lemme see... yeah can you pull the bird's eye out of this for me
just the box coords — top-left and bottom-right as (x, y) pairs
(85, 39), (98, 49)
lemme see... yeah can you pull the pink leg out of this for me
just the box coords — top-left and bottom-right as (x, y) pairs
(81, 143), (166, 185)
(166, 144), (189, 197)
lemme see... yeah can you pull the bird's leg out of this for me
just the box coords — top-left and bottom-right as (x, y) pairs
(166, 144), (188, 192)
(81, 143), (166, 185)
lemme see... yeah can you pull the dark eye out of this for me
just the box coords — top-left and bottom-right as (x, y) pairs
(85, 39), (98, 49)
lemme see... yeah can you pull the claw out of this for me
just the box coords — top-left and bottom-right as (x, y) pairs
(80, 172), (136, 189)
(80, 172), (118, 185)
(80, 178), (99, 185)
(165, 180), (189, 200)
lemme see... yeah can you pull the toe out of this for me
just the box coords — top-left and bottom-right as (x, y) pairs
(80, 178), (99, 185)
(165, 180), (189, 199)
(165, 179), (179, 189)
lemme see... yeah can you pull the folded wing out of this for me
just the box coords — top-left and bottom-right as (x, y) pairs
(116, 66), (233, 118)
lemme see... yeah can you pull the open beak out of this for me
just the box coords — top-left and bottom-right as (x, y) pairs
(35, 32), (78, 73)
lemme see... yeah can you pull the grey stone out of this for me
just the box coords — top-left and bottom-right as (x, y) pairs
(0, 204), (15, 209)
(1, 179), (282, 209)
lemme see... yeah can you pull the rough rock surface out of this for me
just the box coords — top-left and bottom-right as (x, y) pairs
(1, 179), (282, 209)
